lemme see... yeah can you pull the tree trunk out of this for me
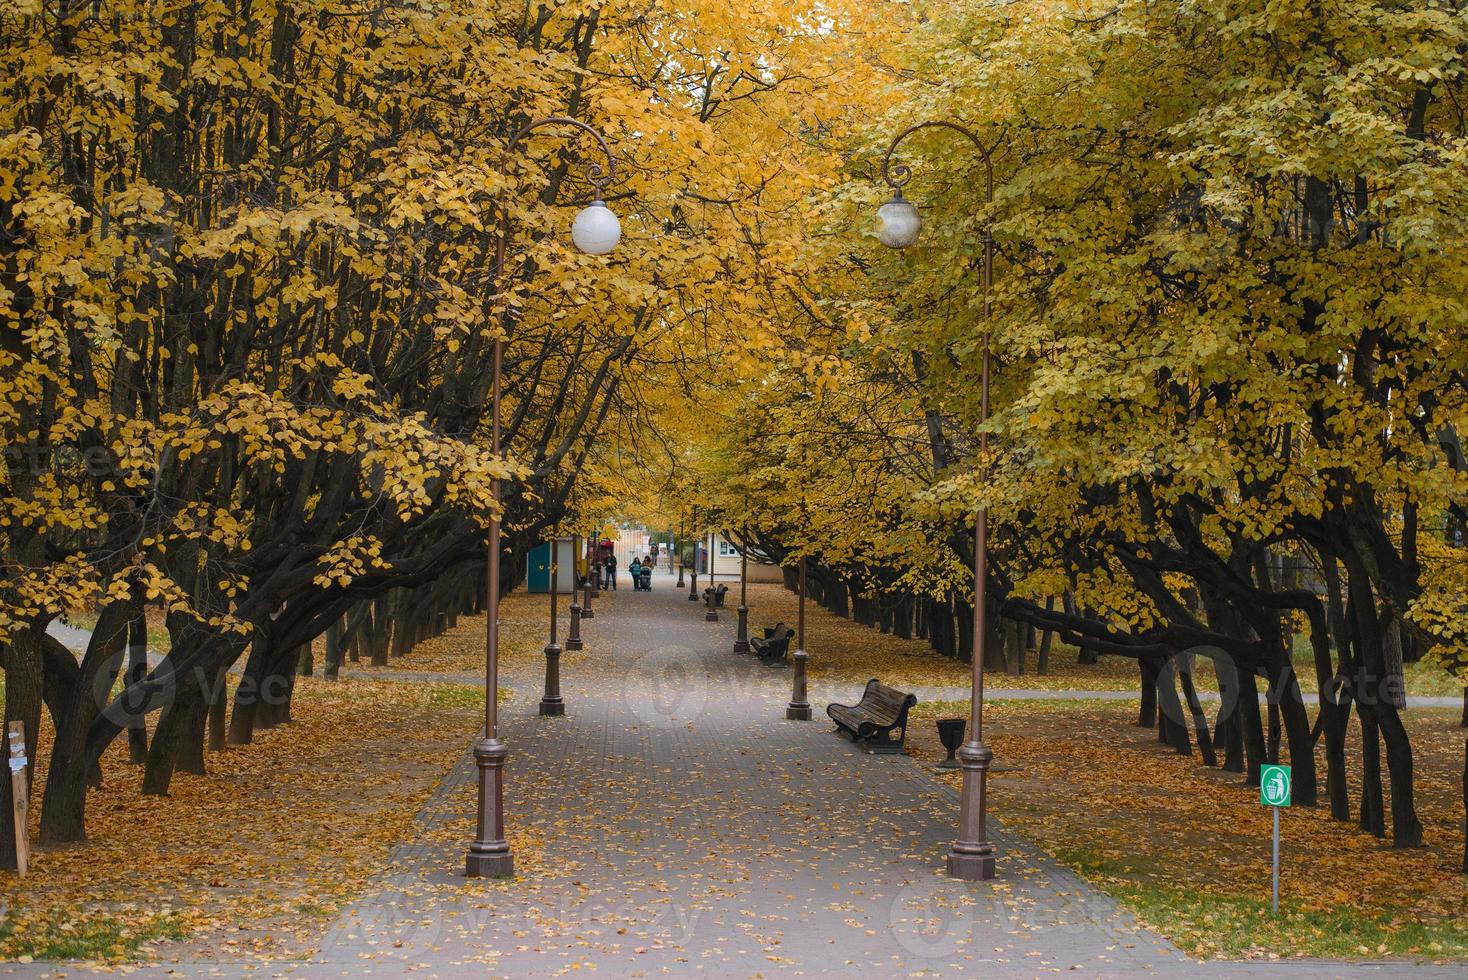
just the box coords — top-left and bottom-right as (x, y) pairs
(1376, 703), (1423, 847)
(1178, 655), (1217, 767)
(370, 595), (391, 666)
(1239, 668), (1267, 786)
(324, 618), (343, 680)
(1212, 652), (1243, 772)
(227, 636), (269, 746)
(206, 665), (228, 751)
(1321, 555), (1353, 819)
(1358, 703), (1386, 838)
(1156, 661), (1191, 755)
(39, 601), (133, 846)
(1267, 700), (1282, 764)
(1037, 596), (1055, 674)
(142, 680), (207, 795)
(1007, 618), (1025, 676)
(1137, 658), (1158, 728)
(126, 613), (149, 764)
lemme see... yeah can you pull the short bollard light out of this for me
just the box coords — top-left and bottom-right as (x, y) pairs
(936, 718), (966, 769)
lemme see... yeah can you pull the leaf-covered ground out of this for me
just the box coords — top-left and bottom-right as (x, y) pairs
(379, 589), (611, 676)
(906, 700), (1468, 961)
(10, 585), (1462, 966)
(1, 590), (587, 963)
(0, 678), (484, 962)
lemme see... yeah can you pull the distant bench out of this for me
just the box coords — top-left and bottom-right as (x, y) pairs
(750, 623), (794, 666)
(827, 679), (917, 754)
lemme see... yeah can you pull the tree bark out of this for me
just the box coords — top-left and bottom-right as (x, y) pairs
(125, 613), (149, 763)
(1178, 655), (1217, 766)
(1137, 658), (1158, 729)
(40, 601), (133, 846)
(1358, 703), (1386, 838)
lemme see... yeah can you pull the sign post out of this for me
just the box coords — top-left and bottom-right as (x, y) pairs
(8, 722), (29, 876)
(1260, 763), (1291, 914)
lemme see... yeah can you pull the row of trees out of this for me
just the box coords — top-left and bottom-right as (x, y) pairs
(0, 0), (883, 864)
(680, 0), (1467, 865)
(3, 0), (1464, 880)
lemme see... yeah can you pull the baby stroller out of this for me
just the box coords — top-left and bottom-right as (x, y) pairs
(638, 565), (653, 591)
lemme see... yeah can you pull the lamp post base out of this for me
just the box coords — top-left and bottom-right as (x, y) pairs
(565, 603), (583, 651)
(465, 737), (514, 879)
(947, 741), (997, 880)
(787, 647), (811, 719)
(733, 605), (750, 653)
(539, 642), (564, 716)
(466, 850), (515, 878)
(945, 850), (997, 880)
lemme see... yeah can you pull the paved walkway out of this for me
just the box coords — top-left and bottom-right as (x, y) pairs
(10, 573), (1460, 979)
(306, 575), (1183, 978)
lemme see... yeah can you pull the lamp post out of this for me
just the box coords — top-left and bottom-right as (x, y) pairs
(566, 584), (583, 651)
(539, 537), (565, 717)
(878, 120), (998, 881)
(687, 507), (700, 601)
(578, 551), (590, 619)
(733, 529), (750, 653)
(786, 554), (811, 720)
(589, 533), (602, 600)
(676, 515), (686, 588)
(466, 116), (621, 879)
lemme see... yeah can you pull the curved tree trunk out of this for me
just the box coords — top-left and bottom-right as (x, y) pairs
(40, 600), (133, 846)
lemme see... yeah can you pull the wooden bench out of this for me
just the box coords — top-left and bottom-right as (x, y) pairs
(826, 679), (918, 754)
(750, 623), (794, 666)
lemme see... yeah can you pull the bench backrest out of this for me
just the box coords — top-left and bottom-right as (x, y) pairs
(858, 679), (917, 725)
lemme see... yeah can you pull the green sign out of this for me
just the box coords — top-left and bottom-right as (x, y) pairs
(1260, 764), (1291, 808)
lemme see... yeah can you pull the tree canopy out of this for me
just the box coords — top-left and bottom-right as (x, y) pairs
(0, 0), (1464, 876)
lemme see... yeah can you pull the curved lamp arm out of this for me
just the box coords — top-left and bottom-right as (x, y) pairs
(507, 116), (618, 198)
(880, 120), (994, 204)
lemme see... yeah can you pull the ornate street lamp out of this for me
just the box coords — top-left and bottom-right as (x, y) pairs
(676, 515), (686, 588)
(539, 536), (565, 717)
(467, 116), (620, 880)
(733, 528), (750, 654)
(878, 120), (999, 882)
(786, 554), (811, 720)
(687, 506), (700, 601)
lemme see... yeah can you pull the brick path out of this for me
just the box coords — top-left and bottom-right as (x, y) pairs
(306, 575), (1179, 977)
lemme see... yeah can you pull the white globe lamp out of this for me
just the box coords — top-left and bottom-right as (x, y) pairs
(876, 193), (922, 249)
(571, 199), (621, 255)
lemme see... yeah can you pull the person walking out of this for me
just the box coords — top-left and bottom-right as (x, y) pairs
(628, 557), (642, 591)
(605, 552), (618, 590)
